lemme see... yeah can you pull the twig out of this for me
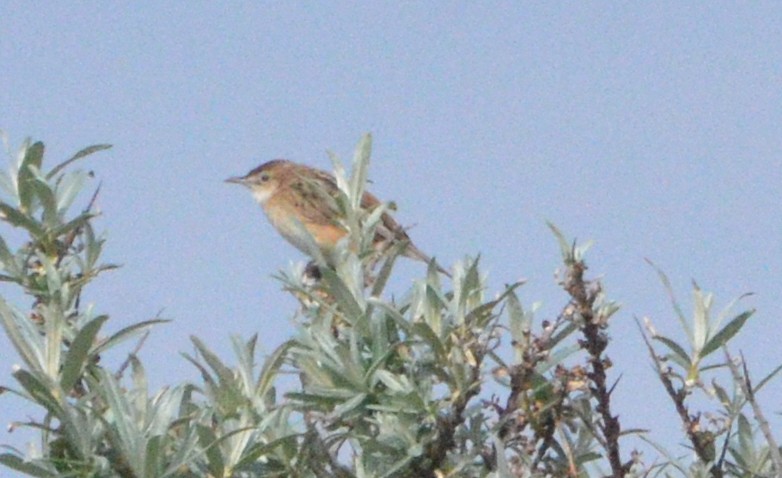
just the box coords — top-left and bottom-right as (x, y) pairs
(724, 349), (782, 475)
(564, 261), (624, 477)
(636, 318), (723, 478)
(55, 182), (102, 268)
(498, 310), (569, 443)
(302, 426), (354, 478)
(114, 330), (150, 380)
(557, 425), (580, 477)
(58, 183), (103, 317)
(416, 352), (483, 475)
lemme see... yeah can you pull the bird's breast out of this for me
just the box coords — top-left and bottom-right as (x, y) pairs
(262, 197), (346, 258)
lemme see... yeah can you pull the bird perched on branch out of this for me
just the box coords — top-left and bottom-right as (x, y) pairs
(226, 159), (450, 277)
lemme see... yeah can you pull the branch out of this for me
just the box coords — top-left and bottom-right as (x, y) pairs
(563, 260), (625, 477)
(637, 318), (722, 477)
(417, 344), (484, 475)
(724, 349), (782, 474)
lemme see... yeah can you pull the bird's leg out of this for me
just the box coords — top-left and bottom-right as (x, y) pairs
(303, 260), (322, 284)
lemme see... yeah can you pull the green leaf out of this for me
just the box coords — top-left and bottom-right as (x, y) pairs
(36, 252), (63, 300)
(13, 369), (63, 417)
(27, 167), (58, 227)
(506, 289), (527, 343)
(0, 202), (44, 237)
(191, 336), (235, 387)
(232, 334), (257, 393)
(349, 133), (372, 211)
(379, 460), (415, 478)
(182, 352), (217, 390)
(691, 285), (712, 352)
(755, 362), (782, 394)
(255, 340), (293, 400)
(0, 169), (15, 198)
(233, 434), (299, 471)
(646, 259), (691, 338)
(701, 309), (754, 357)
(712, 291), (753, 337)
(0, 453), (58, 477)
(129, 356), (148, 408)
(0, 299), (46, 373)
(460, 255), (483, 303)
(653, 335), (692, 369)
(465, 281), (523, 329)
(637, 435), (689, 475)
(60, 315), (108, 392)
(54, 170), (89, 214)
(46, 144), (111, 180)
(331, 392), (367, 419)
(369, 239), (404, 298)
(364, 341), (400, 385)
(373, 370), (410, 394)
(327, 151), (349, 199)
(421, 281), (445, 335)
(737, 413), (756, 461)
(492, 434), (511, 477)
(367, 298), (413, 335)
(48, 210), (94, 240)
(547, 221), (574, 264)
(83, 220), (103, 268)
(160, 411), (202, 476)
(98, 369), (141, 471)
(18, 141), (45, 213)
(144, 435), (163, 477)
(536, 344), (581, 374)
(92, 319), (168, 356)
(319, 266), (364, 321)
(410, 321), (446, 361)
(0, 235), (20, 277)
(197, 424), (225, 478)
(548, 321), (578, 349)
(711, 379), (731, 409)
(290, 216), (327, 264)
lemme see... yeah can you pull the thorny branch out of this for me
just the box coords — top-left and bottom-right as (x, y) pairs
(638, 319), (722, 478)
(414, 326), (492, 476)
(725, 349), (782, 474)
(496, 310), (568, 441)
(562, 260), (625, 477)
(494, 288), (599, 476)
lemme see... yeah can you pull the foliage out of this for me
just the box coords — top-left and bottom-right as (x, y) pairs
(0, 133), (778, 477)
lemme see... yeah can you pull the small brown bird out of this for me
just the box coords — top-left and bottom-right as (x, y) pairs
(226, 160), (450, 276)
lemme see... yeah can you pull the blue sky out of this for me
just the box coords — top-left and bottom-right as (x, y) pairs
(1, 2), (781, 471)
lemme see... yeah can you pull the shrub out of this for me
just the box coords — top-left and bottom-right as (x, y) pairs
(0, 134), (777, 477)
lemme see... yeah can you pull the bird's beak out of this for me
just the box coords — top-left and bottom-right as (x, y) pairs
(225, 176), (246, 185)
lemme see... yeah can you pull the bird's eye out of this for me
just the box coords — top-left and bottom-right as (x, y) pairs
(260, 173), (270, 182)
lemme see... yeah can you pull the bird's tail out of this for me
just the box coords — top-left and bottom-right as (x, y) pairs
(403, 243), (452, 278)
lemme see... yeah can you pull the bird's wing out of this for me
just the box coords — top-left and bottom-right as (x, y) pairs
(286, 166), (412, 245)
(284, 168), (344, 226)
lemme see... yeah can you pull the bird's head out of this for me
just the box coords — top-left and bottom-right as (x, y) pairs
(225, 159), (293, 204)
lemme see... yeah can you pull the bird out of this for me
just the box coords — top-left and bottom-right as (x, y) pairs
(226, 159), (450, 277)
